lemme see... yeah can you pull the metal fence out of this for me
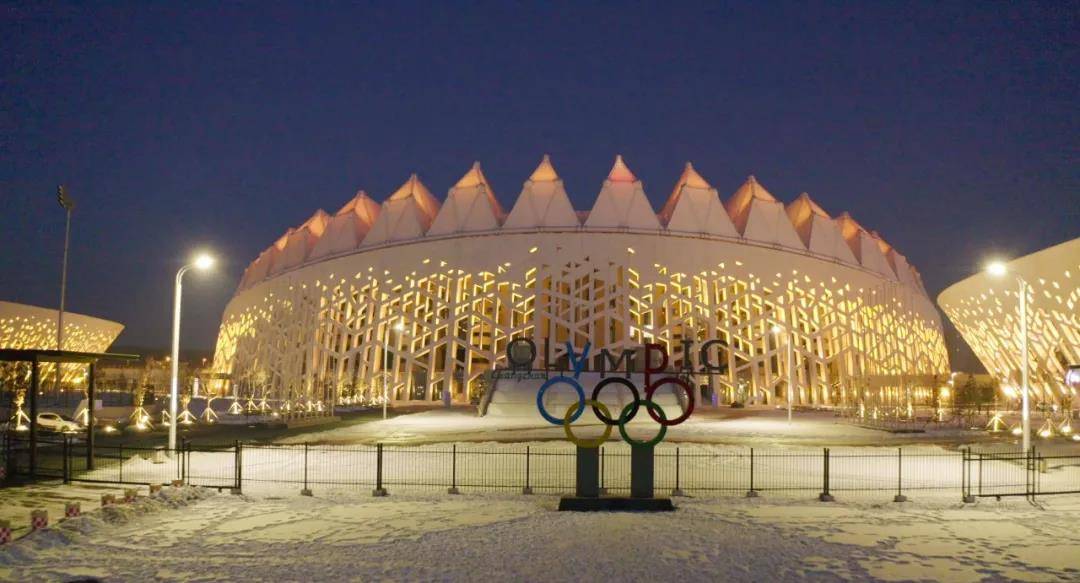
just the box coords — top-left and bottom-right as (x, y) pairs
(4, 434), (1079, 501)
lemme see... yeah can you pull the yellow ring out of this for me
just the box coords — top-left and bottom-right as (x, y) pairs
(563, 399), (612, 448)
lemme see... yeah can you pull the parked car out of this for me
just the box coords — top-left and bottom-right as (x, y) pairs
(36, 412), (81, 433)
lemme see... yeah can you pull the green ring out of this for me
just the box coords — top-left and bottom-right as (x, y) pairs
(617, 400), (667, 447)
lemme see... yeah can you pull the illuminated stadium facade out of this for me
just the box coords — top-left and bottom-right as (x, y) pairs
(0, 300), (124, 386)
(211, 156), (949, 411)
(938, 237), (1080, 407)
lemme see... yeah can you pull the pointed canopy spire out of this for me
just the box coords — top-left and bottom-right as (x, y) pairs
(529, 154), (559, 182)
(504, 155), (578, 228)
(660, 162), (714, 223)
(607, 154), (637, 183)
(428, 161), (505, 235)
(455, 161), (488, 188)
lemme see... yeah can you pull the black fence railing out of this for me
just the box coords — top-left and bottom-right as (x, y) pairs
(4, 434), (1079, 501)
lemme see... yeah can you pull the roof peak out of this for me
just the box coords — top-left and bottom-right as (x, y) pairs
(607, 154), (637, 183)
(528, 154), (559, 182)
(679, 162), (710, 189)
(454, 161), (488, 188)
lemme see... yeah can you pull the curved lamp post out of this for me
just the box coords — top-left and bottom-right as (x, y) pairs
(986, 259), (1030, 452)
(169, 253), (215, 453)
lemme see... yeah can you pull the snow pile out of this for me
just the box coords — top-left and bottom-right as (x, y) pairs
(0, 486), (215, 563)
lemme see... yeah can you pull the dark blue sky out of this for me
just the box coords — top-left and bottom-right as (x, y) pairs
(2, 2), (1076, 370)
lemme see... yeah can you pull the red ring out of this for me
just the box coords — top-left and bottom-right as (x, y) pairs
(644, 376), (695, 426)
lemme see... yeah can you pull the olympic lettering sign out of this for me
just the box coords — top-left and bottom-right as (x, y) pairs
(535, 342), (694, 448)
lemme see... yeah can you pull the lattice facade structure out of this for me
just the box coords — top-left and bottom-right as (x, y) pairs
(212, 157), (948, 409)
(939, 237), (1080, 406)
(0, 300), (124, 385)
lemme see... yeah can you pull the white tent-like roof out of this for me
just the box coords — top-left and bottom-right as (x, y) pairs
(310, 191), (381, 260)
(584, 155), (660, 230)
(502, 155), (581, 229)
(835, 213), (896, 279)
(659, 163), (739, 237)
(428, 162), (506, 236)
(785, 193), (858, 264)
(363, 174), (441, 246)
(271, 210), (329, 275)
(240, 247), (276, 289)
(724, 176), (805, 250)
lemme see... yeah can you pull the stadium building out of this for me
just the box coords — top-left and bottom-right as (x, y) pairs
(211, 156), (949, 412)
(938, 237), (1080, 407)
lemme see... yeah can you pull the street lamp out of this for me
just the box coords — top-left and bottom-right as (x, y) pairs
(986, 259), (1030, 452)
(383, 319), (405, 419)
(772, 324), (794, 425)
(169, 252), (215, 453)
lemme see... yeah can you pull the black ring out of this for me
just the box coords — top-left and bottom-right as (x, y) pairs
(591, 377), (640, 425)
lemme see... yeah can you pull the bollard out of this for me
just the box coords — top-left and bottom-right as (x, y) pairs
(171, 479), (184, 488)
(149, 484), (163, 495)
(124, 488), (138, 503)
(0, 465), (6, 481)
(101, 494), (115, 507)
(0, 520), (10, 544)
(30, 509), (48, 530)
(65, 502), (81, 518)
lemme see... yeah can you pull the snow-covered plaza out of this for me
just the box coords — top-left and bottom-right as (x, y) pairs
(2, 485), (1080, 582)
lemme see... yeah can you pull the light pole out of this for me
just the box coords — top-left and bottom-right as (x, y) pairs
(56, 186), (75, 395)
(383, 319), (405, 419)
(169, 253), (216, 452)
(772, 324), (794, 424)
(987, 260), (1030, 452)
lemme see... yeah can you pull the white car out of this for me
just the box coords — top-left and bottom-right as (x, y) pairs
(36, 412), (81, 433)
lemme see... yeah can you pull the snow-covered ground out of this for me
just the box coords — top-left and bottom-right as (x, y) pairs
(278, 406), (1058, 448)
(2, 485), (1079, 582)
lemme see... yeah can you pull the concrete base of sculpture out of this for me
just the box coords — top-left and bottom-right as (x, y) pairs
(558, 496), (676, 512)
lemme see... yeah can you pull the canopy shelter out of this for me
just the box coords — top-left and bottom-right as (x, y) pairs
(1, 349), (139, 476)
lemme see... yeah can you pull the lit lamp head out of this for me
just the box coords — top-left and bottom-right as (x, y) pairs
(393, 321), (405, 333)
(193, 253), (216, 270)
(771, 325), (782, 335)
(985, 260), (1008, 277)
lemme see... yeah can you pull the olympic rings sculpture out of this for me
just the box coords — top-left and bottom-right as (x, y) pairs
(536, 342), (694, 448)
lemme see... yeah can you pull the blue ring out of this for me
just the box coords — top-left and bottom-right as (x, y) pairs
(536, 376), (586, 425)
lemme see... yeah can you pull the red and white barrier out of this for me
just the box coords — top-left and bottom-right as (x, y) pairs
(64, 502), (81, 518)
(123, 488), (137, 503)
(0, 520), (11, 544)
(150, 484), (163, 495)
(30, 510), (48, 530)
(101, 494), (116, 507)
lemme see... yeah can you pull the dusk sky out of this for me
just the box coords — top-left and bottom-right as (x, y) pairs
(2, 2), (1076, 370)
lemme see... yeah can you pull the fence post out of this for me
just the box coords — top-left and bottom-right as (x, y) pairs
(301, 443), (312, 496)
(62, 435), (70, 484)
(977, 452), (983, 497)
(819, 448), (834, 501)
(962, 448), (975, 503)
(522, 446), (532, 495)
(232, 441), (242, 495)
(372, 443), (387, 496)
(671, 447), (685, 496)
(598, 447), (606, 495)
(746, 448), (758, 497)
(893, 447), (907, 502)
(119, 444), (124, 484)
(448, 444), (460, 494)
